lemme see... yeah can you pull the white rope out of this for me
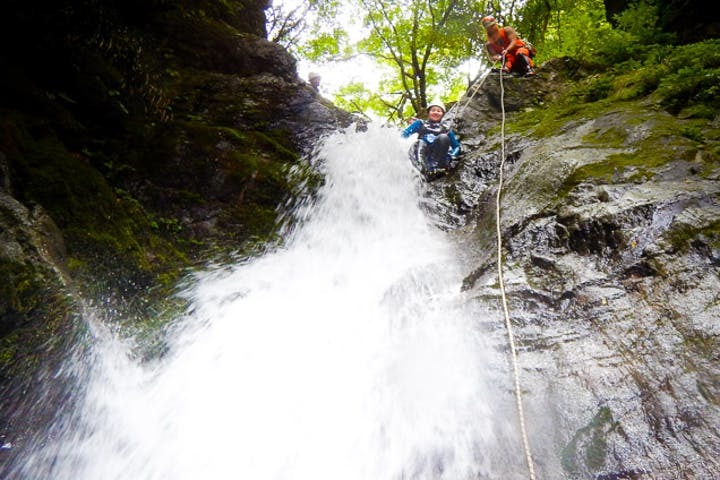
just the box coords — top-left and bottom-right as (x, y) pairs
(496, 64), (538, 480)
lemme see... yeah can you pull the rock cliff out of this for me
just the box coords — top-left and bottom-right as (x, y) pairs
(1, 1), (719, 477)
(437, 55), (720, 478)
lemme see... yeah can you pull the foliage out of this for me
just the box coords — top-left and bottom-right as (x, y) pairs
(267, 0), (346, 58)
(351, 0), (486, 120)
(518, 0), (616, 64)
(266, 0), (316, 47)
(298, 28), (349, 61)
(277, 0), (487, 122)
(512, 39), (720, 133)
(332, 81), (387, 120)
(655, 42), (720, 115)
(613, 0), (668, 44)
(274, 0), (708, 120)
(515, 0), (679, 67)
(580, 38), (720, 116)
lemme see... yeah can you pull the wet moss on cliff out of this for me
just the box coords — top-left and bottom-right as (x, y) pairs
(562, 406), (623, 475)
(4, 118), (187, 286)
(665, 219), (720, 254)
(557, 117), (708, 196)
(508, 39), (720, 142)
(503, 52), (720, 198)
(0, 257), (77, 382)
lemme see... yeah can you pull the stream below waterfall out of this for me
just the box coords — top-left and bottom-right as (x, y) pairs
(6, 124), (533, 480)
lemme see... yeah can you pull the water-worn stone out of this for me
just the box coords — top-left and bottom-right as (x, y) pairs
(446, 58), (720, 478)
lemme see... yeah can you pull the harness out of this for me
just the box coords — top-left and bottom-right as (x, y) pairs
(418, 120), (448, 143)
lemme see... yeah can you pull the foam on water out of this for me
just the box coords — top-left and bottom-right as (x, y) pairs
(12, 124), (511, 480)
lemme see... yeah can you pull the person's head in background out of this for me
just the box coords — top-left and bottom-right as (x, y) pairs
(308, 72), (322, 91)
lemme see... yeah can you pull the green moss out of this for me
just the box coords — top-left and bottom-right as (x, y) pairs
(214, 126), (299, 163)
(582, 123), (630, 147)
(508, 93), (626, 140)
(678, 104), (719, 120)
(556, 115), (709, 197)
(609, 64), (666, 102)
(581, 74), (615, 103)
(665, 219), (720, 253)
(3, 117), (191, 311)
(0, 261), (43, 314)
(0, 257), (77, 381)
(562, 406), (621, 475)
(0, 0), (312, 385)
(508, 41), (720, 144)
(0, 337), (18, 371)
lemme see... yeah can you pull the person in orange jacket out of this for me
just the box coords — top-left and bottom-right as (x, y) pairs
(481, 16), (535, 77)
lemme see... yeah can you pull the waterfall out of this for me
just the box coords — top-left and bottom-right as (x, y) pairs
(10, 124), (525, 479)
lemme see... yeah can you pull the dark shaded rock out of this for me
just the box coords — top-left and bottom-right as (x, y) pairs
(0, 0), (357, 469)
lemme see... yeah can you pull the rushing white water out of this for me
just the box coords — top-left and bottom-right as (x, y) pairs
(12, 124), (523, 480)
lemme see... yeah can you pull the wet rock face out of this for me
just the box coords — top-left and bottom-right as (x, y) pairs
(0, 155), (83, 460)
(447, 61), (720, 477)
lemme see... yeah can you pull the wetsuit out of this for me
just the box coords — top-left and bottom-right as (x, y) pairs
(402, 119), (461, 170)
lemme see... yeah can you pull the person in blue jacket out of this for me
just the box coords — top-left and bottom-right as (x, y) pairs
(401, 101), (461, 173)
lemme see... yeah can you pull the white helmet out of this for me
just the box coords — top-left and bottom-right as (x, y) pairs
(426, 101), (446, 113)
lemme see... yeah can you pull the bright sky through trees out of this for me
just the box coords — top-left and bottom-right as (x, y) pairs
(268, 0), (489, 121)
(267, 1), (372, 95)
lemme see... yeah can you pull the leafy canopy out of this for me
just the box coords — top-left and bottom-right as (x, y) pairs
(353, 0), (485, 121)
(268, 0), (684, 122)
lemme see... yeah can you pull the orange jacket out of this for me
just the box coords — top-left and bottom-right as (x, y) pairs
(486, 27), (526, 56)
(485, 26), (534, 71)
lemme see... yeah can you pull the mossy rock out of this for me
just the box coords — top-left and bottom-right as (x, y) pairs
(562, 406), (622, 475)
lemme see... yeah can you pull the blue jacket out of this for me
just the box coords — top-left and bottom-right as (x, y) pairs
(402, 119), (461, 157)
